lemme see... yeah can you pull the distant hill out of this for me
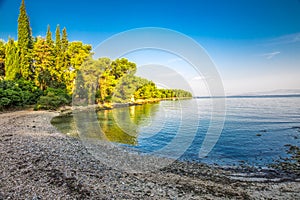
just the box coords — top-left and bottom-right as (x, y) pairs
(194, 89), (300, 99)
(237, 89), (300, 96)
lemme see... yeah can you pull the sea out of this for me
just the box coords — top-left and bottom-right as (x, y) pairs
(51, 96), (300, 168)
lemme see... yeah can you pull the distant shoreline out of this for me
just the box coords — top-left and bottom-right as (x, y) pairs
(70, 97), (192, 112)
(194, 94), (300, 99)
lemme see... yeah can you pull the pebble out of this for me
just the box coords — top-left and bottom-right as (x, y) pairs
(0, 110), (299, 199)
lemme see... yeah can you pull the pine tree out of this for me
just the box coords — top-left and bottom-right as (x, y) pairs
(60, 27), (70, 90)
(5, 38), (20, 80)
(55, 24), (61, 53)
(61, 27), (68, 52)
(18, 0), (33, 80)
(46, 25), (54, 46)
(0, 40), (5, 77)
(54, 24), (64, 83)
(44, 25), (57, 79)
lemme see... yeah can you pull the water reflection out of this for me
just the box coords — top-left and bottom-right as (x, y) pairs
(52, 103), (160, 145)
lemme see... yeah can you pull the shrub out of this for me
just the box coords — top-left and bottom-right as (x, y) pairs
(35, 92), (69, 110)
(44, 87), (71, 103)
(34, 88), (71, 110)
(0, 79), (42, 110)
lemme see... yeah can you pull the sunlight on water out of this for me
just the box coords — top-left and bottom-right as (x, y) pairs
(51, 97), (300, 167)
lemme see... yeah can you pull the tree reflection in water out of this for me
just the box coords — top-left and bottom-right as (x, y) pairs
(51, 103), (160, 146)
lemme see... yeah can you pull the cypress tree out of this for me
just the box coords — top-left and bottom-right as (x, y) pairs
(18, 0), (33, 80)
(55, 24), (61, 53)
(45, 25), (56, 76)
(5, 38), (20, 80)
(46, 25), (54, 46)
(60, 27), (70, 88)
(0, 40), (5, 77)
(54, 25), (64, 83)
(61, 27), (69, 52)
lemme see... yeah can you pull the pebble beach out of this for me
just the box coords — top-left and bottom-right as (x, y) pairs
(0, 110), (299, 199)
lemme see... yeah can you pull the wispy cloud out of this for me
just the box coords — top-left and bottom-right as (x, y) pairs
(261, 51), (281, 59)
(265, 33), (300, 46)
(191, 76), (206, 81)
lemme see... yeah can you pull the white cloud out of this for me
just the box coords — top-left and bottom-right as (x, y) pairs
(265, 33), (300, 46)
(261, 51), (280, 59)
(191, 76), (206, 81)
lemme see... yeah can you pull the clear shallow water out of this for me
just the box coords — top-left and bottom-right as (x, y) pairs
(51, 97), (300, 167)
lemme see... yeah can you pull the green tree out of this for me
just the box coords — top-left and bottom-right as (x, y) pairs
(113, 75), (149, 103)
(0, 40), (5, 77)
(54, 25), (64, 83)
(18, 0), (33, 80)
(32, 37), (55, 90)
(77, 57), (105, 104)
(61, 27), (68, 52)
(111, 58), (136, 79)
(134, 81), (157, 99)
(5, 38), (20, 80)
(55, 24), (61, 53)
(97, 58), (137, 103)
(44, 25), (62, 85)
(64, 41), (92, 93)
(46, 25), (54, 46)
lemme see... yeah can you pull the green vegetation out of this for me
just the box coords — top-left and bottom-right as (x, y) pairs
(18, 0), (33, 80)
(35, 88), (71, 110)
(4, 38), (20, 80)
(0, 79), (42, 110)
(0, 0), (192, 111)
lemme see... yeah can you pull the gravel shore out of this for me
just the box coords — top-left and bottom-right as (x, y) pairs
(0, 110), (299, 199)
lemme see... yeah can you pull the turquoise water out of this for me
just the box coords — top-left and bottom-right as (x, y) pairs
(51, 97), (300, 167)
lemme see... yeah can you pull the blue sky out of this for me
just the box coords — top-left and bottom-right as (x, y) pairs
(1, 0), (300, 95)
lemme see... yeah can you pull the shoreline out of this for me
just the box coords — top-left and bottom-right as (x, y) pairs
(0, 110), (299, 199)
(70, 97), (193, 112)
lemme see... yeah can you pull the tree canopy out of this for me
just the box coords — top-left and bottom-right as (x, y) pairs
(17, 0), (33, 80)
(0, 0), (192, 110)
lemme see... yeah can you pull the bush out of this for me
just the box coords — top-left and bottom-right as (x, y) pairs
(16, 79), (43, 105)
(0, 79), (42, 110)
(0, 97), (11, 107)
(35, 92), (69, 110)
(34, 88), (71, 110)
(44, 87), (71, 103)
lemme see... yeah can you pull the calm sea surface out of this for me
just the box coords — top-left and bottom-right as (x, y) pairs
(51, 97), (300, 167)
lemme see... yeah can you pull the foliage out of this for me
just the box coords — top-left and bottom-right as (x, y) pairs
(73, 57), (105, 105)
(0, 79), (42, 110)
(55, 25), (61, 53)
(113, 75), (149, 103)
(134, 83), (192, 100)
(18, 0), (33, 80)
(0, 40), (5, 77)
(34, 87), (71, 110)
(97, 58), (136, 103)
(0, 0), (192, 110)
(110, 58), (136, 79)
(35, 92), (69, 110)
(61, 27), (68, 52)
(64, 41), (92, 93)
(5, 38), (20, 80)
(32, 37), (56, 90)
(44, 87), (72, 102)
